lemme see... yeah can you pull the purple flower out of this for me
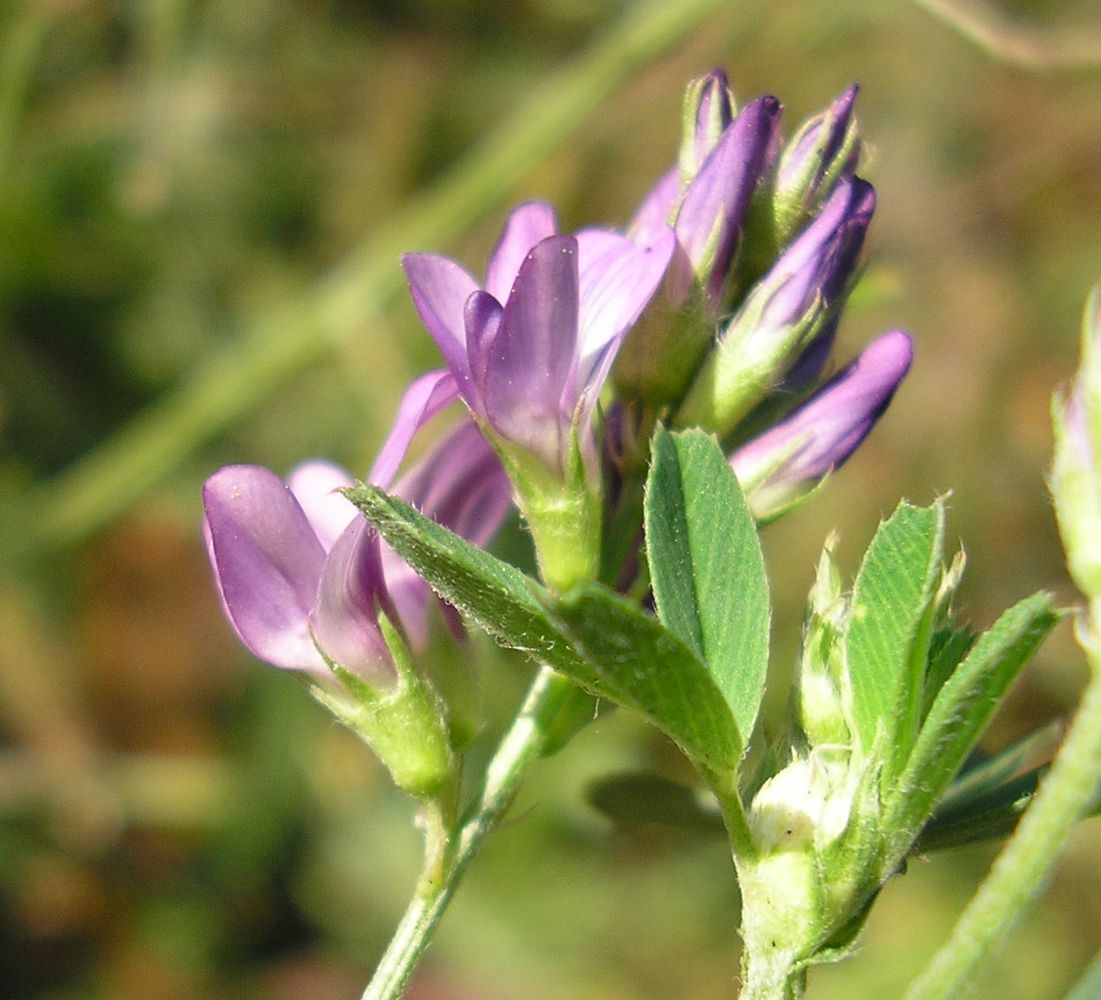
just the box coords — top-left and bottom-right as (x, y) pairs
(202, 421), (511, 685)
(730, 330), (913, 517)
(774, 85), (861, 229)
(1051, 287), (1101, 599)
(630, 93), (782, 313)
(678, 69), (736, 181)
(677, 177), (876, 433)
(402, 202), (674, 479)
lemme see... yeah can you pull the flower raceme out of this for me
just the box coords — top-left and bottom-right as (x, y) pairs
(614, 75), (863, 415)
(402, 201), (675, 484)
(202, 421), (511, 687)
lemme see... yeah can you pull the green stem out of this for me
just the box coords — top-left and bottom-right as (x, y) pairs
(901, 620), (1101, 1000)
(7, 0), (735, 561)
(361, 667), (581, 1000)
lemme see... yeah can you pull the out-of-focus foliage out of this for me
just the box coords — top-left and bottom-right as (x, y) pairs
(2, 1), (1101, 998)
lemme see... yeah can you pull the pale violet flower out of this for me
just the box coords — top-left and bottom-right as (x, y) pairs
(202, 421), (511, 685)
(401, 201), (675, 480)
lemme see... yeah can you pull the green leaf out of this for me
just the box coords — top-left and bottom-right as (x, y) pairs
(913, 768), (1043, 854)
(934, 720), (1062, 817)
(551, 585), (744, 770)
(344, 484), (588, 676)
(588, 772), (725, 833)
(347, 484), (744, 771)
(886, 592), (1060, 840)
(645, 427), (770, 739)
(845, 499), (944, 754)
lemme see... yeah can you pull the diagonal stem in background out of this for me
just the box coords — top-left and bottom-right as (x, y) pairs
(6, 0), (738, 562)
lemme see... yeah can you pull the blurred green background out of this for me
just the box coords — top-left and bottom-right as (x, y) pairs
(3, 1), (1101, 997)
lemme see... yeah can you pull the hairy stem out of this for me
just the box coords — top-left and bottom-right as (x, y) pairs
(901, 616), (1101, 1000)
(361, 667), (582, 1000)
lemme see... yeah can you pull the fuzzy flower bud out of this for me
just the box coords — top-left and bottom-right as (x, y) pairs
(730, 330), (913, 521)
(678, 178), (876, 434)
(1052, 286), (1101, 601)
(678, 69), (736, 182)
(773, 85), (861, 243)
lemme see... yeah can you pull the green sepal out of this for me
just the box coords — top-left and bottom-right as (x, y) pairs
(675, 289), (833, 436)
(486, 421), (601, 592)
(313, 615), (454, 801)
(645, 427), (770, 741)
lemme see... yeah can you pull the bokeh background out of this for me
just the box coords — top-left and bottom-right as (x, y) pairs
(3, 1), (1101, 997)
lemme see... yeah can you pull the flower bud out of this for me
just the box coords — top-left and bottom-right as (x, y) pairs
(678, 69), (736, 182)
(773, 85), (861, 243)
(797, 536), (852, 747)
(729, 330), (913, 521)
(1051, 286), (1101, 600)
(677, 178), (876, 434)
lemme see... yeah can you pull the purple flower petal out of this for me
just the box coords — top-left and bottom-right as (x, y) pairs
(731, 330), (913, 496)
(202, 465), (328, 675)
(574, 226), (676, 382)
(383, 420), (514, 647)
(311, 518), (392, 682)
(369, 369), (461, 487)
(485, 201), (558, 302)
(681, 70), (736, 178)
(777, 84), (860, 202)
(629, 166), (680, 244)
(676, 95), (782, 302)
(287, 461), (356, 550)
(402, 253), (480, 395)
(751, 177), (874, 337)
(481, 235), (580, 465)
(464, 290), (504, 410)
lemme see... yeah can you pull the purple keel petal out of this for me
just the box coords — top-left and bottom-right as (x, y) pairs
(485, 201), (558, 303)
(311, 518), (392, 682)
(369, 369), (461, 487)
(481, 235), (580, 466)
(202, 465), (328, 675)
(464, 291), (504, 412)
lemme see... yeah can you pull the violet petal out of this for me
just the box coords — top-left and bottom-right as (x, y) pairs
(484, 201), (558, 303)
(402, 253), (479, 396)
(369, 368), (461, 487)
(481, 235), (580, 463)
(677, 95), (782, 300)
(732, 330), (913, 489)
(311, 517), (392, 682)
(287, 461), (356, 551)
(202, 465), (328, 674)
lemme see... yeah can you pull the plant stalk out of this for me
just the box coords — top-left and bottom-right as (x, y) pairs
(361, 667), (581, 1000)
(901, 614), (1101, 1000)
